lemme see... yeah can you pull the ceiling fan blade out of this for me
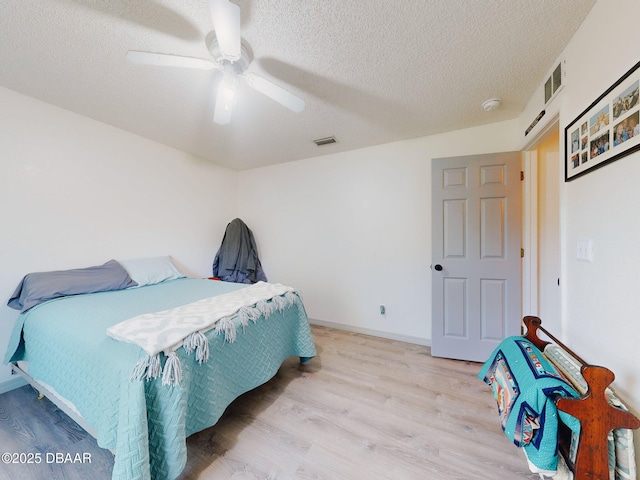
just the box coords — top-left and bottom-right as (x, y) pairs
(209, 0), (241, 62)
(245, 73), (305, 113)
(126, 51), (215, 70)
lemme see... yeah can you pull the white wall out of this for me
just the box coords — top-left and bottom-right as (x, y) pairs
(0, 87), (238, 386)
(517, 0), (640, 410)
(238, 120), (520, 344)
(522, 0), (640, 469)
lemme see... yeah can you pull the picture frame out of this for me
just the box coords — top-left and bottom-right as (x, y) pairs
(565, 60), (640, 181)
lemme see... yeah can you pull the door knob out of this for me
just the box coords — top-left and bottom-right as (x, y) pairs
(434, 264), (443, 271)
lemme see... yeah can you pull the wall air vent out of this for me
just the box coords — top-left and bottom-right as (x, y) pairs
(544, 61), (564, 104)
(313, 136), (337, 146)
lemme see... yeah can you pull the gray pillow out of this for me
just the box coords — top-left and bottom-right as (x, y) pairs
(8, 260), (137, 312)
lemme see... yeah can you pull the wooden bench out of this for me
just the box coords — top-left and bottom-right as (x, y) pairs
(522, 316), (640, 480)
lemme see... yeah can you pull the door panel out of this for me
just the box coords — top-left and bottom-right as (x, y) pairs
(480, 279), (506, 339)
(444, 278), (466, 336)
(481, 197), (505, 258)
(432, 153), (522, 362)
(444, 199), (466, 258)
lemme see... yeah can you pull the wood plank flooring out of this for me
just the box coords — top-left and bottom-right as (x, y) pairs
(0, 325), (536, 479)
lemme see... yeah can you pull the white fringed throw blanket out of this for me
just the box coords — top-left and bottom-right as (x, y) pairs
(107, 281), (297, 386)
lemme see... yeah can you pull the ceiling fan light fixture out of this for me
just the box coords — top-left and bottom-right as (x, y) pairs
(219, 65), (237, 100)
(214, 64), (238, 125)
(220, 86), (235, 103)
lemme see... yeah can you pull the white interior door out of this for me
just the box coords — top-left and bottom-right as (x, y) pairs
(431, 153), (522, 362)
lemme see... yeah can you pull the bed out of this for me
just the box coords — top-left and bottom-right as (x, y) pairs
(3, 260), (316, 480)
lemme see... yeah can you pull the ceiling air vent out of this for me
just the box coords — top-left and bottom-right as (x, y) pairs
(544, 61), (564, 104)
(314, 136), (337, 146)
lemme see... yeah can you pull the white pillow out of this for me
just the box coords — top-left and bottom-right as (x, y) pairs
(118, 256), (185, 287)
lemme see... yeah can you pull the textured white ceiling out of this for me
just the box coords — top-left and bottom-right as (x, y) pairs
(0, 0), (595, 170)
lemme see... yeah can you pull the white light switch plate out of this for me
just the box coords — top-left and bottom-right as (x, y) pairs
(576, 239), (594, 262)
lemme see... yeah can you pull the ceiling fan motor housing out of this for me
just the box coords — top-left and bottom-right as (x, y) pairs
(209, 37), (252, 74)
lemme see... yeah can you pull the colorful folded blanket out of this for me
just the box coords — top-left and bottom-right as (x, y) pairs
(478, 336), (581, 476)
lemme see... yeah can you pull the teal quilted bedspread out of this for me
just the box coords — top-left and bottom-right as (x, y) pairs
(4, 278), (317, 480)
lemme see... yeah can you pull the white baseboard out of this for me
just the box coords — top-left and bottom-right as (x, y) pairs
(0, 376), (27, 395)
(309, 318), (431, 347)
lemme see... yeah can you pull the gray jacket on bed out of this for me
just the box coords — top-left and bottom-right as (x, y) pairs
(212, 218), (267, 284)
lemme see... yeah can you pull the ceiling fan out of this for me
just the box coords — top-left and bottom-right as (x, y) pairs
(125, 0), (305, 125)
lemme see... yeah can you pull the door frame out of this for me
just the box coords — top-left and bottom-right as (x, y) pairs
(522, 150), (538, 317)
(521, 113), (560, 318)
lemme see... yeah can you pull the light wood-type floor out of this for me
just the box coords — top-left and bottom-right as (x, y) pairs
(0, 325), (536, 479)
